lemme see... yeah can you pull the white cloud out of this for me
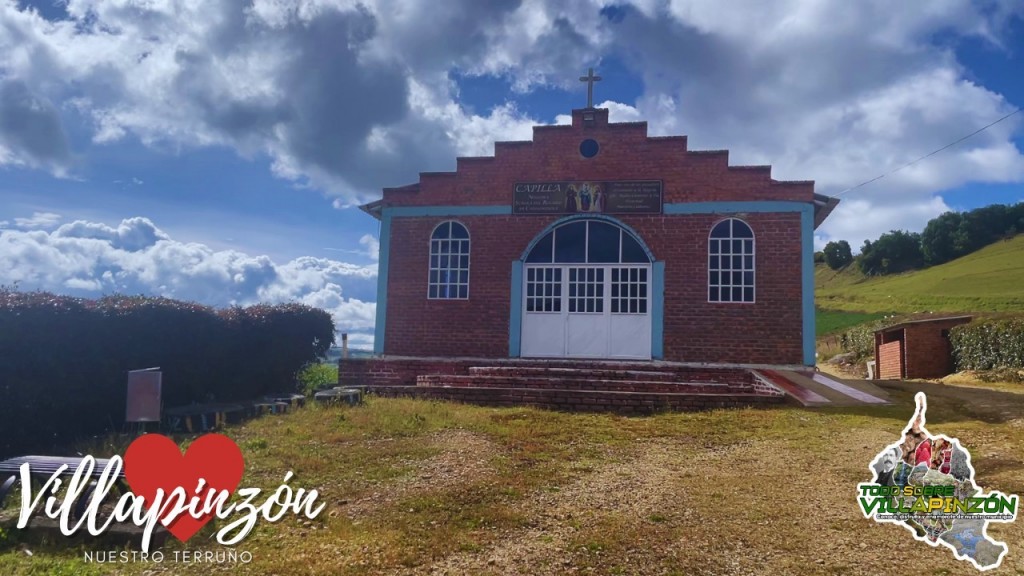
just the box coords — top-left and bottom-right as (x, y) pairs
(1, 0), (1023, 246)
(815, 196), (953, 253)
(13, 212), (62, 230)
(359, 234), (380, 261)
(0, 216), (378, 344)
(606, 1), (1024, 243)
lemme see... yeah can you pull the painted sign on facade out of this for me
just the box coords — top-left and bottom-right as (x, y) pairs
(513, 181), (663, 214)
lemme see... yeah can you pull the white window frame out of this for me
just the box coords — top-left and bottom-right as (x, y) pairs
(428, 221), (470, 300)
(525, 267), (562, 313)
(610, 266), (649, 315)
(708, 218), (755, 304)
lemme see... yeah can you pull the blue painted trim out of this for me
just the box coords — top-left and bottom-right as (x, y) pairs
(373, 213), (392, 355)
(664, 201), (808, 214)
(652, 261), (665, 359)
(517, 213), (657, 262)
(509, 261), (523, 357)
(385, 205), (512, 218)
(383, 201), (809, 218)
(800, 204), (816, 366)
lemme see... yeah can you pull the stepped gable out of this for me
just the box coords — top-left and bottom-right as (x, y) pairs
(370, 107), (815, 210)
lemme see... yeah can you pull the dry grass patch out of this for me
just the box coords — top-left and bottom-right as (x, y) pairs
(1, 387), (1023, 575)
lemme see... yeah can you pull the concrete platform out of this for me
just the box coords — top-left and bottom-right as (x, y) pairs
(755, 369), (890, 407)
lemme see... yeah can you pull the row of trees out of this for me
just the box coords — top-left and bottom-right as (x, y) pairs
(819, 203), (1024, 275)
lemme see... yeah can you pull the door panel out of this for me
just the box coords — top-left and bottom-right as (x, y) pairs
(608, 266), (651, 359)
(609, 314), (650, 359)
(566, 267), (608, 357)
(521, 267), (564, 357)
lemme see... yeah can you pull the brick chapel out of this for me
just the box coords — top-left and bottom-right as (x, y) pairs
(358, 84), (838, 375)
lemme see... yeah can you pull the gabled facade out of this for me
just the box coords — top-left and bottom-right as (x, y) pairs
(362, 107), (838, 366)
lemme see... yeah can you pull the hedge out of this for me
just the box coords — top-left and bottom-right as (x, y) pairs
(0, 288), (334, 458)
(949, 318), (1024, 371)
(838, 318), (893, 359)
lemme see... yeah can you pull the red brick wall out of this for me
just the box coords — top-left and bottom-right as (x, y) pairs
(878, 341), (904, 379)
(383, 211), (803, 364)
(379, 109), (811, 365)
(904, 324), (957, 379)
(339, 357), (474, 387)
(658, 212), (802, 364)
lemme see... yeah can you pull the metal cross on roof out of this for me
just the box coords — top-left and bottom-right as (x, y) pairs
(579, 67), (602, 109)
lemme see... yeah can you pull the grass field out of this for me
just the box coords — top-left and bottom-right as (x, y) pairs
(815, 309), (889, 337)
(815, 235), (1024, 314)
(2, 390), (1023, 575)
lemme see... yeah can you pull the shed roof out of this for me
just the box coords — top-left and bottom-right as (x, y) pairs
(874, 315), (973, 333)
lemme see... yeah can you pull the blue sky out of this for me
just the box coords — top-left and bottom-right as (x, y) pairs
(1, 0), (1023, 349)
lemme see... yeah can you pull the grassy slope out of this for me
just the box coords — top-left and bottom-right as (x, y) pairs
(816, 235), (1024, 314)
(815, 309), (888, 337)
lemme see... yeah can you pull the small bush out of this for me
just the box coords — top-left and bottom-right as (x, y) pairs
(298, 363), (340, 395)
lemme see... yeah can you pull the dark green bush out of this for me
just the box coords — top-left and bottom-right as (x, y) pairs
(0, 288), (334, 458)
(822, 240), (853, 270)
(858, 230), (924, 276)
(950, 318), (1024, 371)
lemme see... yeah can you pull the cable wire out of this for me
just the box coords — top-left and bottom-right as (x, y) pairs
(835, 107), (1022, 196)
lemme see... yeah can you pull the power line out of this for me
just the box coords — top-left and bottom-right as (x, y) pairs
(835, 107), (1022, 197)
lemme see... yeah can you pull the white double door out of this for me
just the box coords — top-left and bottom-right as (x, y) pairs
(521, 264), (651, 359)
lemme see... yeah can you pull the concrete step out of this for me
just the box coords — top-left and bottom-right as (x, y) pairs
(467, 365), (680, 382)
(417, 374), (743, 394)
(466, 365), (755, 386)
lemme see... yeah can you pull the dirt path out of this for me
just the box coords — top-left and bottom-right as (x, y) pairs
(877, 379), (1024, 423)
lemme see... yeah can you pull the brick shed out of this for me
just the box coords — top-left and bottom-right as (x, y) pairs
(874, 316), (972, 380)
(360, 104), (840, 367)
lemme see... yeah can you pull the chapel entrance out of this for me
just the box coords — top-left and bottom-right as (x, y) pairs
(521, 219), (652, 359)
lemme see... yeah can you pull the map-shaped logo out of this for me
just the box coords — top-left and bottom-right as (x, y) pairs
(858, 392), (1018, 571)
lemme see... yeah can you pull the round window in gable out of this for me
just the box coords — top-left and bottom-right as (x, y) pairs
(579, 139), (600, 158)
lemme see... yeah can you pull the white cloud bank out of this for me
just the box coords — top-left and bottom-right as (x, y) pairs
(0, 215), (378, 347)
(1, 0), (1023, 250)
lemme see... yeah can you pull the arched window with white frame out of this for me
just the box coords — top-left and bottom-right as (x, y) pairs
(708, 218), (755, 303)
(428, 221), (470, 299)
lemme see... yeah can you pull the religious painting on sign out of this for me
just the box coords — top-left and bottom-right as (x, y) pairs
(513, 180), (662, 215)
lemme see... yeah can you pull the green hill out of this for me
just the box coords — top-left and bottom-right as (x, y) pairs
(815, 234), (1024, 315)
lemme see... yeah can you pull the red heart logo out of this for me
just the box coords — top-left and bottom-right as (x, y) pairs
(123, 434), (245, 542)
